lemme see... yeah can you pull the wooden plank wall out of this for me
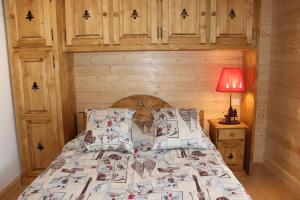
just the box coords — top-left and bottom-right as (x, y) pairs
(253, 0), (273, 162)
(264, 0), (300, 192)
(74, 51), (243, 130)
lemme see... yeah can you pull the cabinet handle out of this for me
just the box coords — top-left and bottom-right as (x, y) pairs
(161, 27), (163, 39)
(37, 142), (44, 151)
(103, 12), (108, 17)
(230, 132), (235, 137)
(201, 11), (206, 16)
(211, 11), (216, 16)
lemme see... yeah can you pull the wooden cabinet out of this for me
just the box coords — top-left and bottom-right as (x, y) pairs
(210, 0), (254, 44)
(11, 51), (61, 176)
(112, 0), (158, 45)
(208, 119), (248, 171)
(65, 0), (110, 46)
(161, 0), (207, 44)
(5, 0), (53, 47)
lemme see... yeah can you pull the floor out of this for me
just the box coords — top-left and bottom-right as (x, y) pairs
(236, 163), (300, 200)
(2, 164), (299, 200)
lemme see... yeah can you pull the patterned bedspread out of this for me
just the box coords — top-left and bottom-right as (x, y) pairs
(18, 135), (252, 200)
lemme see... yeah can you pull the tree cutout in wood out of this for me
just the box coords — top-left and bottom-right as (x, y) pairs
(131, 9), (139, 19)
(233, 109), (238, 121)
(228, 153), (234, 160)
(31, 82), (39, 92)
(181, 8), (189, 19)
(228, 9), (236, 19)
(37, 142), (44, 151)
(26, 10), (34, 21)
(83, 10), (91, 20)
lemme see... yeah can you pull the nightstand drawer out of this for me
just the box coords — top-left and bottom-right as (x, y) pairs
(218, 129), (245, 140)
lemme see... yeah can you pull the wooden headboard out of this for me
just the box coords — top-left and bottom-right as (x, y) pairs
(77, 95), (204, 133)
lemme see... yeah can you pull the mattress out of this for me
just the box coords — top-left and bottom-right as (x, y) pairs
(18, 134), (252, 200)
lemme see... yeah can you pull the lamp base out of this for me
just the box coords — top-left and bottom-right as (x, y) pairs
(219, 119), (241, 125)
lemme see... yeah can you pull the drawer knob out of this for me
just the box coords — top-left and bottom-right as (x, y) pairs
(228, 153), (234, 160)
(230, 132), (235, 137)
(211, 11), (217, 16)
(103, 12), (108, 17)
(37, 142), (44, 151)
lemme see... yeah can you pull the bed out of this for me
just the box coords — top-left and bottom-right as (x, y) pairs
(18, 95), (252, 200)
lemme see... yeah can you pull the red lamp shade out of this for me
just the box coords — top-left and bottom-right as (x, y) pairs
(216, 68), (245, 92)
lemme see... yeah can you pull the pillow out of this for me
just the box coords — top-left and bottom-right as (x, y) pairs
(151, 108), (205, 150)
(82, 108), (135, 153)
(132, 122), (154, 154)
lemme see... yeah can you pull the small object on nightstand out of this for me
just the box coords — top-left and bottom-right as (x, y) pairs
(208, 119), (248, 171)
(216, 67), (245, 125)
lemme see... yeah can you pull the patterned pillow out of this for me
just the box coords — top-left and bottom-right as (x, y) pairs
(151, 108), (205, 150)
(82, 108), (135, 153)
(132, 122), (154, 155)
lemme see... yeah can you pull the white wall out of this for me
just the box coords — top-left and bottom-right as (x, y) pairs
(0, 1), (21, 191)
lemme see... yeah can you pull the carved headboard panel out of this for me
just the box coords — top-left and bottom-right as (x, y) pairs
(77, 95), (204, 133)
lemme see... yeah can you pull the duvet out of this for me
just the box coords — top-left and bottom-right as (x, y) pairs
(18, 135), (252, 200)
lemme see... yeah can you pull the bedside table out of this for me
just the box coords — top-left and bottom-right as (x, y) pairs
(208, 119), (248, 171)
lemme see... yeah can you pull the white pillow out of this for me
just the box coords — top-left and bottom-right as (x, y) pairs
(82, 108), (135, 153)
(151, 108), (206, 150)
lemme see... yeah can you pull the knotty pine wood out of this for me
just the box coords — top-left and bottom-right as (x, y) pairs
(264, 0), (300, 193)
(74, 50), (243, 130)
(253, 0), (272, 163)
(241, 50), (257, 174)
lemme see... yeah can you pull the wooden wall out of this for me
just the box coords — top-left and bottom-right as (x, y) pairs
(74, 51), (243, 130)
(264, 0), (300, 192)
(253, 0), (273, 162)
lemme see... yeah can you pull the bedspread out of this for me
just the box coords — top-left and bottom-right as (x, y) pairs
(18, 135), (251, 200)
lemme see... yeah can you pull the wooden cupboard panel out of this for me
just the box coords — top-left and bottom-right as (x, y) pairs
(21, 58), (50, 113)
(162, 0), (207, 44)
(27, 120), (59, 170)
(65, 0), (109, 45)
(14, 52), (55, 114)
(4, 0), (52, 47)
(210, 0), (254, 44)
(112, 0), (158, 45)
(218, 140), (244, 170)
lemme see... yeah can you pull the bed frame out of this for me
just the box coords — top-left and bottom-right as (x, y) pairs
(77, 95), (204, 133)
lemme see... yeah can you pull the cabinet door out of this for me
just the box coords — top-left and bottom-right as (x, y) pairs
(12, 51), (60, 175)
(65, 0), (109, 46)
(112, 0), (158, 45)
(210, 0), (254, 44)
(218, 140), (244, 171)
(4, 0), (52, 47)
(162, 0), (207, 44)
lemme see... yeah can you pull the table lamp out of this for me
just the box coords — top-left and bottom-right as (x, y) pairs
(216, 67), (245, 125)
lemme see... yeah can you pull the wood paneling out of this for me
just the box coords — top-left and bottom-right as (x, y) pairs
(241, 50), (256, 174)
(253, 0), (272, 162)
(74, 51), (243, 130)
(264, 0), (300, 192)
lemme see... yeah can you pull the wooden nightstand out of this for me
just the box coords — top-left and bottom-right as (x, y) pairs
(208, 119), (248, 171)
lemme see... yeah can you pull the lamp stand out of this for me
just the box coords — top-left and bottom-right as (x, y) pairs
(219, 93), (241, 125)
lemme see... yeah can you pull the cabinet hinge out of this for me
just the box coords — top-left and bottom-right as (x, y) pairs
(160, 27), (163, 39)
(64, 30), (67, 41)
(52, 56), (56, 69)
(51, 29), (54, 41)
(157, 26), (159, 39)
